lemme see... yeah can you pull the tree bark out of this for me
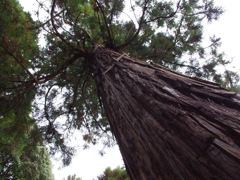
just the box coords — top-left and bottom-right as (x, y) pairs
(91, 47), (240, 180)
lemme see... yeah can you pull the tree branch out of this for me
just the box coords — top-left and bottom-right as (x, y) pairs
(44, 84), (56, 122)
(30, 10), (64, 30)
(0, 44), (39, 84)
(142, 53), (200, 70)
(130, 0), (138, 23)
(115, 0), (150, 51)
(95, 0), (114, 48)
(50, 0), (88, 54)
(144, 0), (181, 23)
(0, 83), (34, 114)
(36, 52), (89, 84)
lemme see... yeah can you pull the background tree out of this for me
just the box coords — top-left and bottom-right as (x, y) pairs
(0, 0), (38, 154)
(0, 126), (54, 180)
(0, 0), (54, 179)
(63, 174), (82, 180)
(3, 0), (240, 179)
(97, 166), (130, 180)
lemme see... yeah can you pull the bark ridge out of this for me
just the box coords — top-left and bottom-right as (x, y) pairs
(92, 47), (240, 180)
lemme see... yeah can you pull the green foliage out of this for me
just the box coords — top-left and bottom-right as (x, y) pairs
(63, 174), (82, 180)
(0, 126), (54, 180)
(97, 166), (130, 180)
(0, 0), (54, 179)
(0, 0), (38, 157)
(0, 0), (38, 121)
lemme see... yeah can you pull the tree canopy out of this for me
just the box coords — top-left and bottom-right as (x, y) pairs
(97, 166), (130, 180)
(0, 0), (54, 178)
(63, 174), (82, 180)
(2, 0), (239, 170)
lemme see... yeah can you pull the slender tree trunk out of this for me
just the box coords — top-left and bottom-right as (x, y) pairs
(91, 47), (240, 180)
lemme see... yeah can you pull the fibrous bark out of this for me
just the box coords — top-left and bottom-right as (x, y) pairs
(91, 47), (240, 180)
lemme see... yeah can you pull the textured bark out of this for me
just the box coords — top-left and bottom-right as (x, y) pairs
(91, 47), (240, 180)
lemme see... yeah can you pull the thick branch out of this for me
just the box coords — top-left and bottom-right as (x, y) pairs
(95, 0), (114, 47)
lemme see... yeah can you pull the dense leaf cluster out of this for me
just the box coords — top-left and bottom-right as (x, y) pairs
(0, 0), (54, 178)
(97, 166), (130, 180)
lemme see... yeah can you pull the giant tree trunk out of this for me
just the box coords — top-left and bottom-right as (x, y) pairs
(91, 47), (240, 179)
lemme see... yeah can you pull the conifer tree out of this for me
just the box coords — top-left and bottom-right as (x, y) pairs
(97, 166), (130, 180)
(3, 0), (240, 179)
(0, 0), (54, 179)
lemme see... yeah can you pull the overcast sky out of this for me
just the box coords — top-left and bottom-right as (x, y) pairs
(203, 1), (240, 69)
(18, 1), (240, 179)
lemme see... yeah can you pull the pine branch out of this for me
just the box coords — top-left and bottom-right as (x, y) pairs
(36, 52), (91, 84)
(30, 10), (64, 30)
(115, 0), (150, 51)
(0, 83), (34, 114)
(144, 0), (181, 23)
(0, 44), (39, 84)
(50, 0), (88, 54)
(95, 0), (114, 48)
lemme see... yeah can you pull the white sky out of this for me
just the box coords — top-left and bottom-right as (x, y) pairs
(203, 1), (240, 69)
(18, 1), (240, 179)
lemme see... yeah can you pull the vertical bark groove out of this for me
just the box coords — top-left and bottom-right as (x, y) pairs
(91, 47), (240, 179)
